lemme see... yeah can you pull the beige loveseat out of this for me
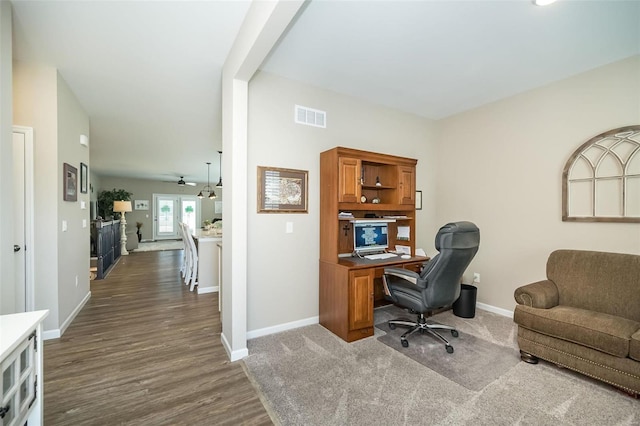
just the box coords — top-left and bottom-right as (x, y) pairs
(513, 249), (640, 396)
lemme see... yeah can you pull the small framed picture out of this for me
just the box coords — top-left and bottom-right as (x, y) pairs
(415, 190), (423, 210)
(134, 200), (149, 210)
(80, 162), (88, 194)
(257, 166), (308, 213)
(63, 163), (78, 202)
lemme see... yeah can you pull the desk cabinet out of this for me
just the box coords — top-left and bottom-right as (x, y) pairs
(320, 147), (421, 342)
(320, 258), (428, 342)
(338, 157), (360, 203)
(348, 269), (374, 331)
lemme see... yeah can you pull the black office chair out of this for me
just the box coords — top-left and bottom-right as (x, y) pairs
(382, 221), (480, 353)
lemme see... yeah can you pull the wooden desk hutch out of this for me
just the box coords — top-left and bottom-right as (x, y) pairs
(319, 147), (428, 342)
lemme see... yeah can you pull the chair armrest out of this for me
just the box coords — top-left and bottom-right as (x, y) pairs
(383, 267), (422, 287)
(514, 280), (559, 309)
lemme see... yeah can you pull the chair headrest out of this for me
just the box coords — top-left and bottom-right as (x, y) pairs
(435, 221), (480, 251)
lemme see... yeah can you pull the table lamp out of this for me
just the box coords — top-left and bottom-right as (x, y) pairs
(113, 200), (132, 256)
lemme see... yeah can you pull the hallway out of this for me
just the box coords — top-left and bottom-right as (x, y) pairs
(43, 250), (271, 425)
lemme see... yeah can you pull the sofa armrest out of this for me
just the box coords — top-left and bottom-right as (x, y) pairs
(514, 280), (559, 309)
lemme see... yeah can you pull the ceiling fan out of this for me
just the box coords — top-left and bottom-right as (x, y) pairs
(177, 176), (197, 186)
(164, 176), (197, 186)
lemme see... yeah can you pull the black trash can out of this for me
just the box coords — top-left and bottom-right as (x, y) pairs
(453, 284), (477, 318)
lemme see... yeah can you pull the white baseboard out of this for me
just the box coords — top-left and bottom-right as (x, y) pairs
(476, 302), (513, 318)
(221, 332), (248, 362)
(247, 315), (319, 340)
(42, 329), (60, 340)
(43, 291), (91, 340)
(197, 286), (219, 294)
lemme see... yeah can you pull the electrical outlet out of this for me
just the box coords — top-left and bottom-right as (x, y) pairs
(473, 272), (480, 284)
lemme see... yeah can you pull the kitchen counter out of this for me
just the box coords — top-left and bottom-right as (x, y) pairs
(192, 230), (222, 294)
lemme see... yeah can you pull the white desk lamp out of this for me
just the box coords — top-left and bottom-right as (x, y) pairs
(113, 200), (132, 256)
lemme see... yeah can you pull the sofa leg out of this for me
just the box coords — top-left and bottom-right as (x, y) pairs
(520, 350), (539, 364)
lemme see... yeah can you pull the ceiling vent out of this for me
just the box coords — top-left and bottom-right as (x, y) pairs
(295, 104), (326, 128)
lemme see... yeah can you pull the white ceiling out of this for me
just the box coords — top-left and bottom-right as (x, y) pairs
(262, 0), (640, 119)
(11, 1), (640, 183)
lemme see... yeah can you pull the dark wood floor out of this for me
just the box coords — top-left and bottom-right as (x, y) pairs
(44, 250), (272, 425)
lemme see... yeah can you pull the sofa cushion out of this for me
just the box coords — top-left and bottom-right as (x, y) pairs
(514, 305), (640, 358)
(546, 250), (640, 323)
(631, 330), (640, 362)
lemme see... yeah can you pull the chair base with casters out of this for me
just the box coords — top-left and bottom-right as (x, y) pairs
(388, 312), (459, 353)
(382, 221), (480, 355)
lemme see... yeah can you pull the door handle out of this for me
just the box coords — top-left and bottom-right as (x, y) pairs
(14, 245), (21, 252)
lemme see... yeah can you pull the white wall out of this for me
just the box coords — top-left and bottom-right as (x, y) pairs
(0, 0), (14, 314)
(246, 71), (436, 332)
(56, 73), (91, 329)
(98, 175), (221, 240)
(13, 63), (60, 330)
(436, 55), (640, 313)
(13, 63), (91, 333)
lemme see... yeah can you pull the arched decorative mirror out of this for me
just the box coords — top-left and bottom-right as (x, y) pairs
(562, 125), (640, 222)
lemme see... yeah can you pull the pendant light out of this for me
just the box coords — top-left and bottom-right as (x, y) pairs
(197, 162), (216, 199)
(215, 150), (223, 189)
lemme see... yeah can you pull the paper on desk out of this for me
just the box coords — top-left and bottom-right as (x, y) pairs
(397, 226), (410, 241)
(415, 248), (427, 257)
(395, 245), (411, 255)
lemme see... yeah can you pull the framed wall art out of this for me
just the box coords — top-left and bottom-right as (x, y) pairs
(63, 163), (78, 202)
(134, 200), (149, 210)
(257, 166), (308, 213)
(80, 162), (88, 194)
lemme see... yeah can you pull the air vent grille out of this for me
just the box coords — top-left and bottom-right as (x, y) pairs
(295, 105), (326, 128)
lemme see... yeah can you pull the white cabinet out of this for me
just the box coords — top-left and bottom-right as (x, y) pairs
(0, 311), (48, 426)
(192, 231), (222, 295)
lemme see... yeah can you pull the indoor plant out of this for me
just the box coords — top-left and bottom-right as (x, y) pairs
(97, 188), (133, 219)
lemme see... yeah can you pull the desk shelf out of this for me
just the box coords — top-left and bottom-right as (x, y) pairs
(320, 147), (419, 342)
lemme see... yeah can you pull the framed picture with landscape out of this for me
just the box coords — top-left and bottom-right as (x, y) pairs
(63, 163), (78, 202)
(257, 166), (308, 213)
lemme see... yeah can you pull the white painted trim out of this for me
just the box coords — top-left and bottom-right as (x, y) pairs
(197, 286), (218, 294)
(221, 0), (306, 363)
(12, 126), (34, 312)
(221, 331), (248, 361)
(42, 329), (60, 340)
(476, 302), (514, 318)
(247, 316), (319, 340)
(43, 291), (91, 340)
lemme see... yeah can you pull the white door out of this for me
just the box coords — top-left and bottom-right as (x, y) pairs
(12, 127), (34, 313)
(153, 194), (200, 240)
(180, 197), (199, 235)
(154, 195), (179, 239)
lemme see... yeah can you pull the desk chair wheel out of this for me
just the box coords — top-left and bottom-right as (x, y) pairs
(446, 345), (454, 354)
(401, 338), (409, 348)
(451, 330), (459, 338)
(389, 323), (396, 330)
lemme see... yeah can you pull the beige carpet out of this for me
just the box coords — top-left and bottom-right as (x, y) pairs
(244, 308), (639, 425)
(375, 305), (520, 392)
